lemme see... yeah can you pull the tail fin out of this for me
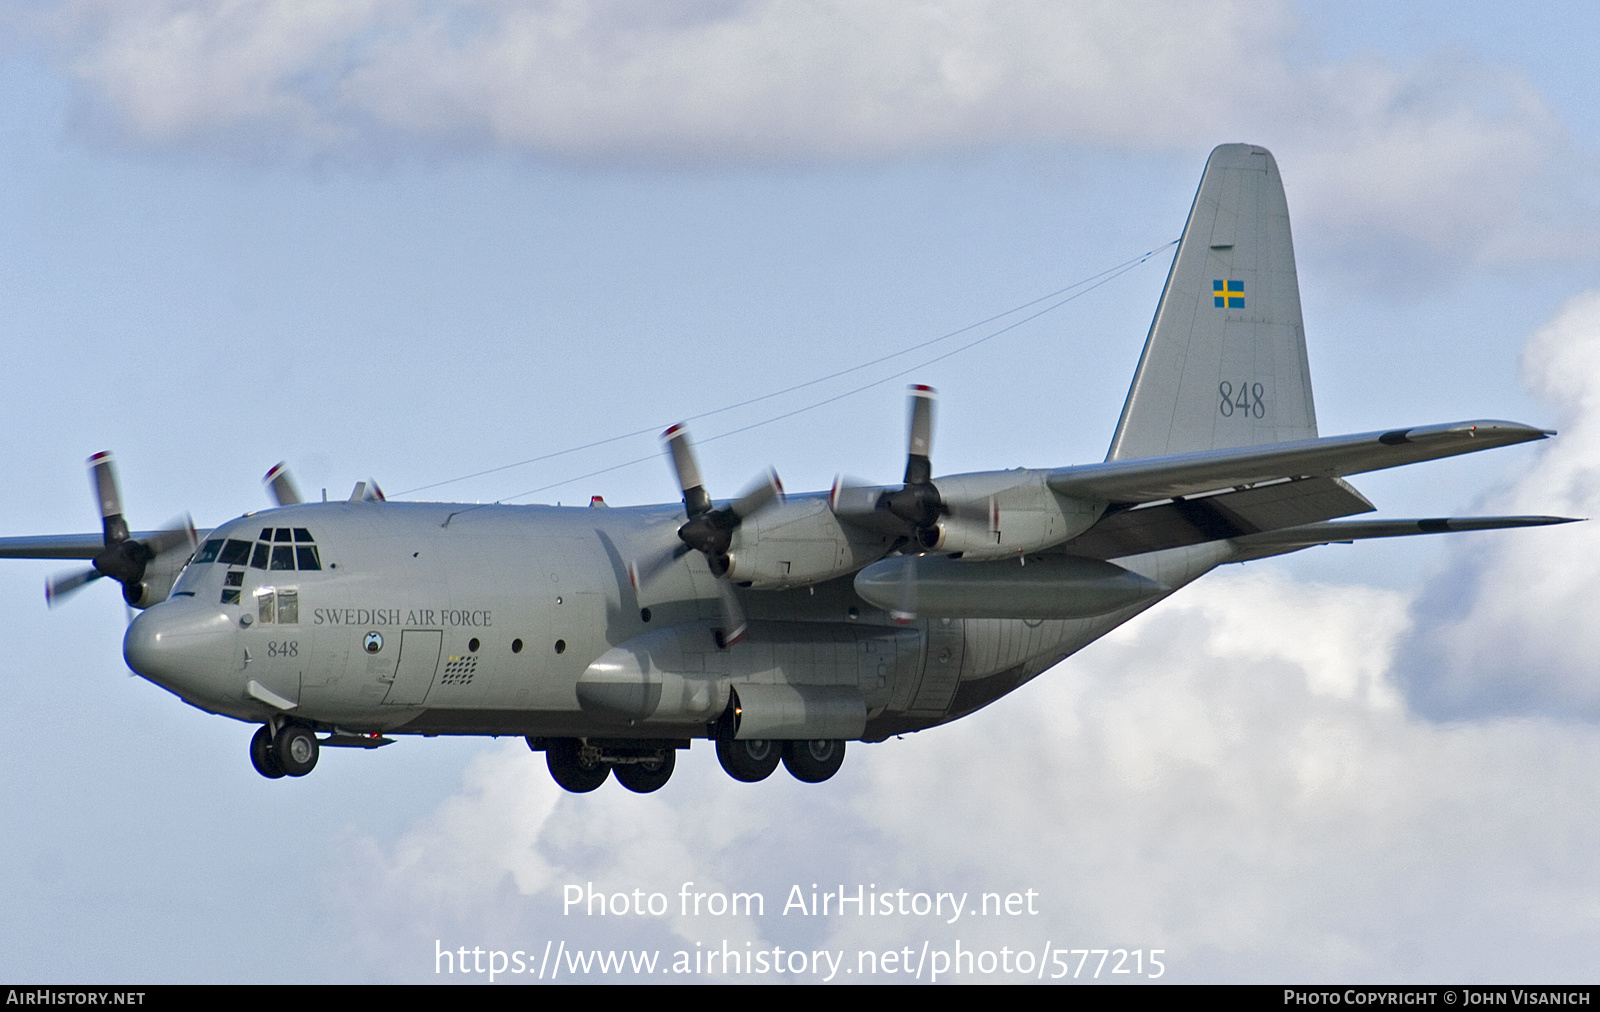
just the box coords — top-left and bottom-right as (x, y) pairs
(1107, 144), (1317, 461)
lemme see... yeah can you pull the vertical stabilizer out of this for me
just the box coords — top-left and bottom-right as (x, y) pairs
(1107, 144), (1316, 461)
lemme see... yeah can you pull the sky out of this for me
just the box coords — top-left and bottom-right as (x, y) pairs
(2, 0), (1600, 984)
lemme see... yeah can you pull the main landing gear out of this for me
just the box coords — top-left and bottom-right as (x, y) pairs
(531, 736), (848, 793)
(533, 738), (681, 794)
(780, 739), (846, 784)
(714, 737), (846, 784)
(715, 738), (782, 782)
(249, 722), (320, 779)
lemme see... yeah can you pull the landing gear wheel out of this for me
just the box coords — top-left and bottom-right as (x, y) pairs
(547, 738), (610, 793)
(272, 723), (319, 777)
(716, 738), (781, 782)
(782, 739), (846, 783)
(612, 749), (676, 794)
(250, 725), (285, 779)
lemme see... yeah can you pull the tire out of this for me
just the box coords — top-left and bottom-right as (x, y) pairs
(546, 738), (609, 793)
(250, 725), (285, 779)
(612, 748), (676, 794)
(273, 723), (320, 777)
(716, 737), (780, 783)
(782, 739), (846, 783)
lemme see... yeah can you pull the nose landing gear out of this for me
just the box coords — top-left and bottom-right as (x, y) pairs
(249, 722), (320, 779)
(250, 725), (284, 779)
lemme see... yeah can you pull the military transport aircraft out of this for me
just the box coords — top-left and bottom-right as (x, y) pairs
(0, 144), (1576, 794)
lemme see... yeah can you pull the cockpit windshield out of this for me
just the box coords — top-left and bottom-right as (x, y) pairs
(191, 528), (320, 572)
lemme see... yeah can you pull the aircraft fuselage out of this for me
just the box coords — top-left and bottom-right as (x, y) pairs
(123, 498), (1225, 744)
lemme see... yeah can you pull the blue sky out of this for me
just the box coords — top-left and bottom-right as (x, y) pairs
(2, 1), (1600, 983)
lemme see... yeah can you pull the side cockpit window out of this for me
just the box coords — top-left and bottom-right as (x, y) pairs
(254, 587), (300, 624)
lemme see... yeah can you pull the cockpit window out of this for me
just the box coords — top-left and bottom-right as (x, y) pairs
(202, 529), (322, 574)
(219, 539), (253, 566)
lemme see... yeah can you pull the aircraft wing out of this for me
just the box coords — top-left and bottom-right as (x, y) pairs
(0, 531), (211, 560)
(1048, 421), (1550, 504)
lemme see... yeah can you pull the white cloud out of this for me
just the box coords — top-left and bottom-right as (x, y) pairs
(41, 1), (1591, 268)
(330, 566), (1600, 982)
(1401, 290), (1600, 717)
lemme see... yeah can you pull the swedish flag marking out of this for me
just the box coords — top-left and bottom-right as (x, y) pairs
(1213, 279), (1244, 308)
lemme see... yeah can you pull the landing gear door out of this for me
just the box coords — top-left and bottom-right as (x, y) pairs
(382, 629), (443, 705)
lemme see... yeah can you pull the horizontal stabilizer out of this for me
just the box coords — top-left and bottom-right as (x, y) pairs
(1051, 421), (1550, 505)
(1232, 515), (1579, 551)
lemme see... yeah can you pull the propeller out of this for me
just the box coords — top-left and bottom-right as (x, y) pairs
(629, 424), (783, 647)
(830, 386), (999, 623)
(47, 452), (196, 608)
(264, 462), (301, 506)
(877, 385), (945, 537)
(833, 386), (973, 541)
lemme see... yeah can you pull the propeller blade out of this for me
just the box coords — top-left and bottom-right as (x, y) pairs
(142, 514), (198, 557)
(831, 475), (875, 514)
(945, 495), (999, 530)
(905, 385), (936, 486)
(661, 424), (712, 517)
(628, 542), (693, 591)
(891, 554), (918, 625)
(88, 451), (130, 545)
(716, 578), (748, 647)
(264, 463), (301, 506)
(46, 567), (103, 607)
(729, 469), (783, 520)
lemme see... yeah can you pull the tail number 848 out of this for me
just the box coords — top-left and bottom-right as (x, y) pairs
(1218, 381), (1266, 418)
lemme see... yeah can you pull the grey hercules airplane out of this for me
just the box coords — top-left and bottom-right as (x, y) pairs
(1, 144), (1576, 793)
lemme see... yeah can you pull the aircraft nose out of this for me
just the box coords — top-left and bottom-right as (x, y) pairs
(124, 597), (237, 702)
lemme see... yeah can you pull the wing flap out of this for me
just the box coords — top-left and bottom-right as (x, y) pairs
(1050, 420), (1549, 504)
(1052, 475), (1374, 560)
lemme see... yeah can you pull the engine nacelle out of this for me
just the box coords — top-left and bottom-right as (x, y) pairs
(723, 496), (894, 590)
(126, 548), (191, 609)
(920, 471), (1104, 561)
